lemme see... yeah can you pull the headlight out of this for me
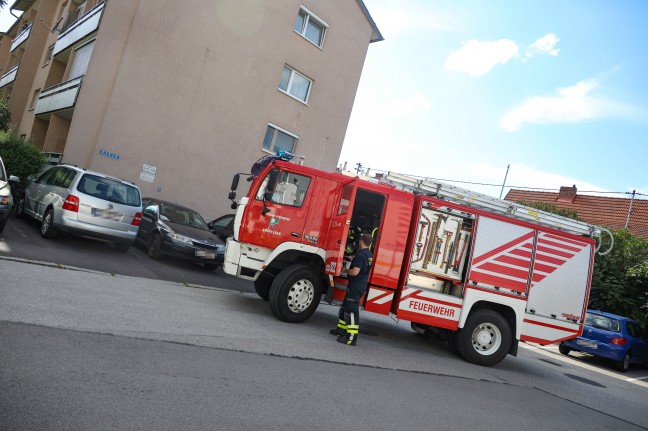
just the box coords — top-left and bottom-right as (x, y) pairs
(169, 233), (193, 245)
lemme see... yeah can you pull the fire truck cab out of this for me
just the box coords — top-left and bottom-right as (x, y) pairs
(224, 154), (610, 367)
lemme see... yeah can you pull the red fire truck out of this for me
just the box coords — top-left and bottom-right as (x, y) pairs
(224, 153), (612, 366)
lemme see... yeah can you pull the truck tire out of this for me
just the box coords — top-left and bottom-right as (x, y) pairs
(254, 273), (274, 301)
(269, 264), (322, 323)
(456, 309), (512, 367)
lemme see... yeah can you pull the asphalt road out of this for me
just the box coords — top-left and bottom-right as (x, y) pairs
(0, 213), (254, 293)
(1, 258), (647, 431)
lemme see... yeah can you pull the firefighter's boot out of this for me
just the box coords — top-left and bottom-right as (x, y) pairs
(329, 318), (347, 336)
(336, 312), (359, 346)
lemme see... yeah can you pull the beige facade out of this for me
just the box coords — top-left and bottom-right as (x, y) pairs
(0, 0), (382, 217)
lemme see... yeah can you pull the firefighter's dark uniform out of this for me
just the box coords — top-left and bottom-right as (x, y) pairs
(332, 247), (372, 346)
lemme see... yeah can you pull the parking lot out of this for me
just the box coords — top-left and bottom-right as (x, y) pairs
(0, 212), (253, 294)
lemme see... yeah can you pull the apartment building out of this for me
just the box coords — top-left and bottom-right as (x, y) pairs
(0, 0), (382, 216)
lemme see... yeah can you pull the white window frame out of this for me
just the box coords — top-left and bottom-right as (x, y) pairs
(294, 6), (328, 49)
(262, 123), (299, 155)
(278, 65), (312, 104)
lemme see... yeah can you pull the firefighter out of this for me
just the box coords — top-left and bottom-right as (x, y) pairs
(330, 233), (373, 346)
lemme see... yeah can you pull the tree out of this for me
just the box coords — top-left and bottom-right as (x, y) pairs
(590, 229), (648, 327)
(0, 98), (11, 131)
(521, 200), (648, 328)
(0, 130), (46, 200)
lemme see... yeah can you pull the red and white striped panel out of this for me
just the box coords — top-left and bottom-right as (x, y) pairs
(396, 287), (463, 330)
(364, 287), (394, 315)
(521, 315), (581, 344)
(531, 232), (590, 283)
(468, 217), (534, 293)
(527, 233), (593, 323)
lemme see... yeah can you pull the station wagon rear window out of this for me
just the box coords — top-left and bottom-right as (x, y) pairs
(77, 174), (141, 207)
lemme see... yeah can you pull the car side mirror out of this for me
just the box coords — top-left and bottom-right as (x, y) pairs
(230, 174), (240, 191)
(9, 175), (19, 183)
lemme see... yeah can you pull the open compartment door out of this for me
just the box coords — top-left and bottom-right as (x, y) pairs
(324, 181), (358, 275)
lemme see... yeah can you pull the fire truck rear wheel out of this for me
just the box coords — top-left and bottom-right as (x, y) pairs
(269, 264), (322, 323)
(458, 309), (512, 367)
(254, 273), (273, 301)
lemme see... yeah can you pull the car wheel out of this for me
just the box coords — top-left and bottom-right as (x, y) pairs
(559, 344), (571, 355)
(40, 209), (58, 239)
(456, 309), (512, 367)
(615, 352), (631, 372)
(253, 272), (274, 301)
(147, 233), (162, 259)
(15, 197), (26, 219)
(269, 264), (322, 323)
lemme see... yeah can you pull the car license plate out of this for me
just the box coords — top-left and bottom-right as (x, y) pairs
(577, 339), (597, 349)
(91, 208), (123, 221)
(195, 250), (216, 259)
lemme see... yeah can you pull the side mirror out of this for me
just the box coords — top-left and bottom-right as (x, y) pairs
(230, 174), (240, 191)
(228, 191), (236, 200)
(9, 175), (19, 183)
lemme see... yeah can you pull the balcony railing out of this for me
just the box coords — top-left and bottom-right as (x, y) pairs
(34, 76), (84, 115)
(11, 23), (32, 52)
(0, 64), (19, 88)
(53, 2), (105, 56)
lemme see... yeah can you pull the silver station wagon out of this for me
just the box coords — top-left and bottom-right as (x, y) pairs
(16, 164), (142, 251)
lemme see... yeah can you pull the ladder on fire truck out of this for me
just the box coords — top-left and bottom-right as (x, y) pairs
(380, 172), (614, 254)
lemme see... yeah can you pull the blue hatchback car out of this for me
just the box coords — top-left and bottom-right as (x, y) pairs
(560, 310), (648, 372)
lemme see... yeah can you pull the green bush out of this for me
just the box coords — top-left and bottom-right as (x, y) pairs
(0, 130), (46, 201)
(0, 98), (10, 131)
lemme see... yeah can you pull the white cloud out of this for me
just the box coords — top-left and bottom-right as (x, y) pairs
(445, 39), (519, 76)
(526, 33), (560, 57)
(500, 79), (606, 131)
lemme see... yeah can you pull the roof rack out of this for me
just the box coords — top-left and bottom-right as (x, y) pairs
(381, 172), (605, 239)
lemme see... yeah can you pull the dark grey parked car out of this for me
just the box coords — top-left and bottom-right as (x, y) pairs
(136, 197), (225, 270)
(207, 213), (235, 242)
(0, 156), (20, 234)
(16, 164), (142, 251)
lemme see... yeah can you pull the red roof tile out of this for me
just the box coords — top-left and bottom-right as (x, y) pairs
(505, 188), (648, 240)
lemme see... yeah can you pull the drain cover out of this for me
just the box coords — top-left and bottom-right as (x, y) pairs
(564, 373), (606, 388)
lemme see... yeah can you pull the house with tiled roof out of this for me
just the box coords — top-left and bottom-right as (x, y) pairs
(504, 186), (648, 240)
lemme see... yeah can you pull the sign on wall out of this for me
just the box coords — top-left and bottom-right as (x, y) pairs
(140, 163), (157, 183)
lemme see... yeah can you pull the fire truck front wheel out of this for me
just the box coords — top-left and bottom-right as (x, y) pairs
(269, 264), (322, 323)
(458, 309), (512, 367)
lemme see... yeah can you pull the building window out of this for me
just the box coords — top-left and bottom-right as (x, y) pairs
(278, 65), (312, 103)
(294, 7), (327, 48)
(29, 89), (41, 110)
(262, 124), (298, 154)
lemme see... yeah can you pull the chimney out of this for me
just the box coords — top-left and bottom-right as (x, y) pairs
(557, 185), (577, 203)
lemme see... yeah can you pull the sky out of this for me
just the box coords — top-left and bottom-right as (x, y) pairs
(340, 0), (648, 199)
(1, 3), (645, 200)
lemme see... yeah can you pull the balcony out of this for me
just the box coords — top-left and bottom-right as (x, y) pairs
(34, 76), (84, 116)
(53, 2), (104, 56)
(0, 64), (19, 88)
(11, 23), (32, 52)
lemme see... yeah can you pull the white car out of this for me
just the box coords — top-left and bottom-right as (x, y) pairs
(0, 156), (20, 234)
(16, 164), (142, 251)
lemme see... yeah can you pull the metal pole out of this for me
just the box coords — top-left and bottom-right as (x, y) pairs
(499, 164), (510, 199)
(625, 190), (636, 228)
